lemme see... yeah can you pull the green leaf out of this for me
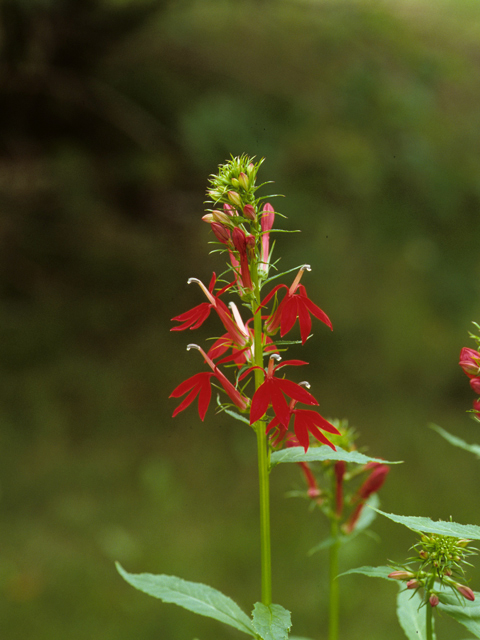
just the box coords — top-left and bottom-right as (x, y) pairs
(338, 565), (395, 580)
(438, 590), (480, 638)
(376, 510), (480, 540)
(221, 406), (251, 425)
(289, 637), (315, 640)
(397, 587), (434, 640)
(430, 424), (480, 459)
(251, 602), (292, 640)
(116, 563), (255, 636)
(270, 445), (401, 468)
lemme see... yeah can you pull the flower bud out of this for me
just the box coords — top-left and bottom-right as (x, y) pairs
(223, 203), (236, 216)
(459, 347), (480, 377)
(211, 222), (231, 245)
(202, 213), (215, 223)
(238, 172), (249, 190)
(407, 579), (422, 589)
(419, 550), (428, 560)
(231, 178), (239, 188)
(454, 583), (475, 601)
(246, 162), (255, 176)
(211, 209), (232, 225)
(388, 571), (415, 580)
(470, 377), (480, 394)
(457, 539), (472, 548)
(429, 594), (440, 607)
(228, 191), (242, 207)
(243, 204), (256, 221)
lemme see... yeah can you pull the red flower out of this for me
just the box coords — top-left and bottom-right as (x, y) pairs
(170, 371), (215, 421)
(263, 265), (332, 344)
(267, 401), (339, 452)
(245, 356), (319, 428)
(343, 462), (389, 533)
(460, 347), (480, 378)
(170, 345), (248, 420)
(170, 274), (244, 345)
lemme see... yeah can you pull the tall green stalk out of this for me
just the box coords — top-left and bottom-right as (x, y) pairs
(425, 579), (434, 640)
(252, 266), (272, 605)
(328, 519), (340, 640)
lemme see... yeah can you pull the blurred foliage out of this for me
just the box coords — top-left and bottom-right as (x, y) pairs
(2, 0), (480, 638)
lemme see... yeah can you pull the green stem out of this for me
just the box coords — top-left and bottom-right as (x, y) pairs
(425, 583), (434, 640)
(252, 266), (272, 605)
(328, 519), (340, 640)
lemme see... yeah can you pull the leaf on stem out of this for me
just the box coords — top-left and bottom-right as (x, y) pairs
(430, 423), (480, 460)
(270, 445), (402, 468)
(376, 510), (480, 540)
(337, 565), (395, 580)
(251, 602), (292, 640)
(116, 563), (255, 636)
(438, 590), (480, 638)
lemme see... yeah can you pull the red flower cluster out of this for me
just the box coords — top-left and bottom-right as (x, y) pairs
(169, 156), (336, 453)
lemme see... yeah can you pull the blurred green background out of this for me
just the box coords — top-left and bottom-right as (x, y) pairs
(2, 0), (480, 638)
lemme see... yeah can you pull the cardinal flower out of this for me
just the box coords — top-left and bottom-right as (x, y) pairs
(263, 265), (332, 344)
(244, 355), (320, 429)
(266, 393), (339, 452)
(170, 273), (245, 345)
(170, 344), (248, 420)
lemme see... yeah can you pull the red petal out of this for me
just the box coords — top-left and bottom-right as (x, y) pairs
(197, 376), (212, 421)
(297, 299), (312, 344)
(250, 381), (271, 424)
(275, 378), (319, 406)
(170, 372), (212, 398)
(302, 410), (340, 435)
(171, 303), (211, 331)
(298, 286), (332, 330)
(292, 412), (310, 451)
(269, 382), (291, 427)
(261, 284), (286, 307)
(172, 385), (200, 417)
(279, 297), (298, 337)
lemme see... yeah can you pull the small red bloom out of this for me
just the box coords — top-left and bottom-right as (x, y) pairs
(246, 356), (319, 428)
(171, 274), (244, 345)
(170, 371), (215, 421)
(460, 347), (480, 378)
(263, 265), (332, 344)
(170, 345), (248, 420)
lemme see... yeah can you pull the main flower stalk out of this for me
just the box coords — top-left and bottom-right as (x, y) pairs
(252, 261), (272, 605)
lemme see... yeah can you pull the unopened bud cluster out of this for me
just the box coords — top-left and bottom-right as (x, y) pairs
(202, 155), (276, 297)
(389, 533), (476, 607)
